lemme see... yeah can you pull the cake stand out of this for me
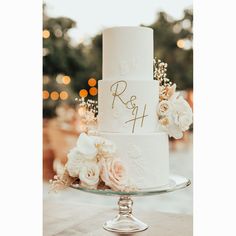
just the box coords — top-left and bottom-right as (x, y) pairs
(71, 174), (191, 234)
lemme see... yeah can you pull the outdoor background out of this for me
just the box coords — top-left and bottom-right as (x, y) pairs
(43, 0), (193, 216)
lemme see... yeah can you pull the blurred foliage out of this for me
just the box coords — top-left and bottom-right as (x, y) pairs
(150, 9), (193, 89)
(43, 5), (192, 117)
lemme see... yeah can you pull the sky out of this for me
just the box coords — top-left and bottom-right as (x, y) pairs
(44, 0), (192, 44)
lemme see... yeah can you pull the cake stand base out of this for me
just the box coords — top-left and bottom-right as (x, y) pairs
(103, 196), (148, 233)
(71, 175), (191, 234)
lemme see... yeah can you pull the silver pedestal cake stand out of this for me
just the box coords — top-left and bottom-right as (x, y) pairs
(71, 174), (191, 234)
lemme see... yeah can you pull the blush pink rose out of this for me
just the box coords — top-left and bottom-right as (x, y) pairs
(100, 157), (127, 191)
(79, 162), (100, 190)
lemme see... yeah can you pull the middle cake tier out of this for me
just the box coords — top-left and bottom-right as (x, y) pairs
(98, 80), (159, 133)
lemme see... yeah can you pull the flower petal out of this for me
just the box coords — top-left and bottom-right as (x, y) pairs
(76, 133), (98, 159)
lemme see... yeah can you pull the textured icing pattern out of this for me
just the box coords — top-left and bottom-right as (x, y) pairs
(100, 132), (169, 188)
(111, 106), (123, 119)
(119, 58), (138, 76)
(127, 144), (146, 186)
(127, 144), (142, 159)
(103, 27), (153, 81)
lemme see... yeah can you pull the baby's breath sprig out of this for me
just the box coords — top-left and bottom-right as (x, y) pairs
(77, 98), (98, 116)
(153, 58), (172, 87)
(49, 170), (77, 192)
(87, 99), (98, 116)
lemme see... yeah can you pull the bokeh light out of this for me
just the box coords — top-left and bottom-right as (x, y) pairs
(50, 91), (59, 100)
(60, 91), (69, 100)
(56, 74), (63, 84)
(43, 76), (50, 84)
(43, 90), (49, 100)
(183, 39), (192, 50)
(62, 75), (71, 85)
(88, 78), (97, 87)
(89, 87), (97, 96)
(79, 89), (88, 98)
(182, 19), (191, 29)
(177, 39), (185, 48)
(172, 23), (182, 34)
(43, 30), (50, 39)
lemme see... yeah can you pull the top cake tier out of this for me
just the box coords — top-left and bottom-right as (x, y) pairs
(103, 26), (153, 81)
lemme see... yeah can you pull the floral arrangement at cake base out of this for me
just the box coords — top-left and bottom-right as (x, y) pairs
(50, 133), (135, 192)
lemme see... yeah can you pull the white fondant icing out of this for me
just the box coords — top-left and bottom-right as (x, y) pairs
(100, 132), (169, 188)
(103, 27), (153, 81)
(98, 26), (169, 188)
(127, 144), (142, 159)
(98, 80), (159, 133)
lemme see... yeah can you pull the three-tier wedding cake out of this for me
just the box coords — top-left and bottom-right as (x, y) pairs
(51, 26), (193, 193)
(98, 27), (169, 188)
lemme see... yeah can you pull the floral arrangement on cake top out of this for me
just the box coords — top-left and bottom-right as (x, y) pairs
(50, 132), (135, 192)
(154, 59), (193, 139)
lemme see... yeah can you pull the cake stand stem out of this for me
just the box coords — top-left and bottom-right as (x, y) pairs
(103, 195), (148, 233)
(119, 196), (133, 215)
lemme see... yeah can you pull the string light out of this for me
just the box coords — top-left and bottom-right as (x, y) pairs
(50, 91), (59, 101)
(177, 39), (185, 48)
(62, 75), (71, 85)
(88, 78), (97, 87)
(43, 30), (50, 39)
(43, 90), (49, 100)
(79, 89), (88, 98)
(60, 91), (69, 100)
(89, 87), (97, 96)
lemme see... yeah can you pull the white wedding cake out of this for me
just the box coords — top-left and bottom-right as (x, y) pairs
(98, 27), (169, 188)
(50, 26), (192, 193)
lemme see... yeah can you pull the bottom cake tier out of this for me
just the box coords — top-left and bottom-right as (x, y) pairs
(100, 132), (169, 189)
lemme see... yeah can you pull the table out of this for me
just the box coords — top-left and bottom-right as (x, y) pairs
(44, 196), (192, 236)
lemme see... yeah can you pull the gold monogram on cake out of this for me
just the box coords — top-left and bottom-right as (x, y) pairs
(110, 80), (148, 133)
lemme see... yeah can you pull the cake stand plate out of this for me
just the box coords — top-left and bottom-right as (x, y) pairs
(71, 174), (191, 234)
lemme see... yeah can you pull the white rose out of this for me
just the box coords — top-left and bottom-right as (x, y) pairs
(158, 100), (171, 116)
(92, 136), (116, 158)
(66, 148), (83, 177)
(177, 114), (193, 131)
(79, 162), (100, 189)
(166, 123), (183, 139)
(100, 157), (127, 191)
(66, 133), (98, 177)
(171, 96), (192, 131)
(159, 116), (183, 139)
(76, 133), (98, 160)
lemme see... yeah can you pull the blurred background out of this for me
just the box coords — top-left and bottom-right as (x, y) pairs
(43, 0), (193, 215)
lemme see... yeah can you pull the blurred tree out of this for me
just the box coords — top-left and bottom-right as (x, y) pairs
(149, 9), (193, 90)
(43, 5), (92, 117)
